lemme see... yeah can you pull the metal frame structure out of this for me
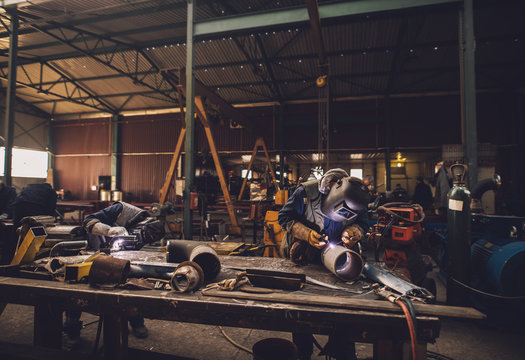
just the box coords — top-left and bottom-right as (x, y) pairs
(0, 0), (486, 201)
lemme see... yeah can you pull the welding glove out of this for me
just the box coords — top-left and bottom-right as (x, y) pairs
(90, 222), (111, 236)
(291, 222), (326, 249)
(108, 226), (129, 236)
(341, 224), (364, 248)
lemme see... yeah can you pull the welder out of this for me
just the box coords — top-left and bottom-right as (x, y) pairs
(64, 202), (159, 349)
(278, 168), (370, 360)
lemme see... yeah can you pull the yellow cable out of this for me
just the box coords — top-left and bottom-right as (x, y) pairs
(218, 326), (253, 354)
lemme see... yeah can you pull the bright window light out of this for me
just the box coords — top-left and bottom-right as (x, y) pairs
(0, 147), (48, 178)
(241, 169), (252, 179)
(350, 169), (363, 179)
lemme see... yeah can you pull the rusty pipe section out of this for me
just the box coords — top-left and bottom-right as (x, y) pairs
(170, 261), (204, 293)
(88, 256), (130, 287)
(166, 240), (221, 281)
(321, 244), (363, 281)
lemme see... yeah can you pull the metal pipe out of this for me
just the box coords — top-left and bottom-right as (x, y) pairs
(459, 0), (478, 188)
(170, 261), (204, 293)
(363, 263), (434, 302)
(321, 244), (363, 281)
(166, 240), (220, 281)
(470, 175), (501, 213)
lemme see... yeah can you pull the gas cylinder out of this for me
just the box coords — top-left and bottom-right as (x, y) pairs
(446, 164), (472, 305)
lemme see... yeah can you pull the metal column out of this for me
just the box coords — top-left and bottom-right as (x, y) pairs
(384, 97), (392, 191)
(2, 9), (18, 187)
(183, 0), (196, 239)
(111, 114), (120, 191)
(459, 0), (478, 188)
(47, 118), (54, 186)
(279, 102), (285, 184)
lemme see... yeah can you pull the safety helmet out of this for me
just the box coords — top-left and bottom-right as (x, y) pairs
(320, 177), (370, 222)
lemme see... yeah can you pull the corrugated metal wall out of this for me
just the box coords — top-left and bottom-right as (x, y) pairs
(51, 94), (519, 201)
(53, 119), (111, 199)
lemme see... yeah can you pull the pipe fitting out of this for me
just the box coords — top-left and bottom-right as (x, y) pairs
(321, 244), (363, 281)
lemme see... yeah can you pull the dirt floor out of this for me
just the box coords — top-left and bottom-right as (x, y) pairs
(0, 289), (523, 360)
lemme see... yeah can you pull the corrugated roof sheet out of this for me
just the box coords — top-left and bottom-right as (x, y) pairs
(0, 0), (519, 117)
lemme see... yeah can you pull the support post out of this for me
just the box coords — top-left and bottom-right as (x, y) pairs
(47, 118), (54, 186)
(279, 102), (285, 185)
(2, 9), (18, 187)
(384, 97), (392, 191)
(183, 0), (196, 239)
(459, 0), (478, 188)
(34, 303), (62, 349)
(110, 114), (120, 191)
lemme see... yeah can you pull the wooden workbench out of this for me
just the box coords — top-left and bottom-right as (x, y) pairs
(0, 252), (483, 360)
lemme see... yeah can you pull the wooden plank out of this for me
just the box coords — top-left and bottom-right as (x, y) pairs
(203, 241), (244, 255)
(237, 138), (260, 201)
(202, 289), (486, 320)
(260, 137), (279, 192)
(195, 96), (238, 227)
(159, 128), (186, 204)
(159, 87), (186, 204)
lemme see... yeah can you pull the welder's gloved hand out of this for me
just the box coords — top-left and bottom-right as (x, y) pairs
(108, 226), (129, 236)
(291, 222), (326, 249)
(341, 224), (364, 248)
(90, 222), (111, 236)
(0, 213), (8, 220)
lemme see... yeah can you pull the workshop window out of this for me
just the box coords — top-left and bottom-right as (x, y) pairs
(350, 168), (363, 179)
(241, 169), (253, 179)
(0, 147), (48, 178)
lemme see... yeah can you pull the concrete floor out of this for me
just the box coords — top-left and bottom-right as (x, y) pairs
(0, 302), (523, 360)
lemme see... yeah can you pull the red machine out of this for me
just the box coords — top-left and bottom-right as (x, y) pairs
(371, 203), (427, 281)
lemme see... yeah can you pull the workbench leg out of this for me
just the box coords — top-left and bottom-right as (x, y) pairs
(103, 312), (128, 360)
(34, 303), (62, 349)
(374, 340), (403, 360)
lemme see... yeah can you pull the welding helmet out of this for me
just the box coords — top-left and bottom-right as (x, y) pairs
(114, 201), (148, 228)
(320, 177), (370, 222)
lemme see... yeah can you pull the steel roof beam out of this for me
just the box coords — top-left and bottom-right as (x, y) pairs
(0, 1), (194, 39)
(9, 11), (177, 104)
(1, 38), (464, 69)
(194, 0), (460, 36)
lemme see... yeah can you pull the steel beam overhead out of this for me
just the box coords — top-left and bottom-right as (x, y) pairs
(305, 0), (327, 68)
(183, 0), (196, 240)
(459, 0), (478, 188)
(194, 0), (460, 36)
(2, 8), (18, 187)
(10, 11), (177, 103)
(0, 63), (114, 113)
(111, 114), (120, 191)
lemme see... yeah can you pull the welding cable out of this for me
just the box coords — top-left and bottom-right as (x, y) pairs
(449, 277), (525, 300)
(399, 297), (418, 333)
(218, 326), (253, 355)
(426, 350), (455, 360)
(395, 298), (418, 360)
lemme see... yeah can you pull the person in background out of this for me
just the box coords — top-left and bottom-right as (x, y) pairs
(391, 183), (409, 202)
(0, 181), (16, 219)
(11, 183), (57, 226)
(278, 168), (370, 360)
(412, 176), (434, 211)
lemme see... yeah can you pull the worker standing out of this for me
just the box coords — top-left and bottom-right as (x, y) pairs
(278, 168), (370, 360)
(412, 176), (434, 211)
(64, 202), (156, 349)
(0, 181), (16, 219)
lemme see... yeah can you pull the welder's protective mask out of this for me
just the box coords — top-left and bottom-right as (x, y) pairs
(320, 177), (370, 222)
